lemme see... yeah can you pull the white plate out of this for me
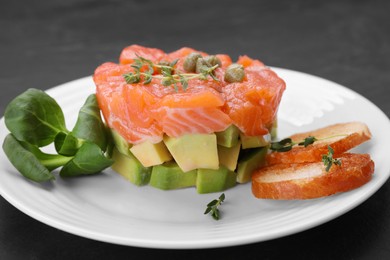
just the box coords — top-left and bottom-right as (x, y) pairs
(1, 68), (390, 249)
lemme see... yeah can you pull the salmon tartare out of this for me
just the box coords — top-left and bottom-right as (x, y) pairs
(93, 45), (286, 193)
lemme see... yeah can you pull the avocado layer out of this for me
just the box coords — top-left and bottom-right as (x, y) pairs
(236, 147), (267, 183)
(110, 127), (271, 193)
(196, 166), (237, 194)
(110, 129), (132, 156)
(130, 140), (172, 167)
(240, 134), (270, 149)
(215, 125), (240, 148)
(164, 133), (219, 172)
(111, 148), (151, 186)
(269, 118), (278, 141)
(150, 161), (197, 190)
(218, 140), (241, 171)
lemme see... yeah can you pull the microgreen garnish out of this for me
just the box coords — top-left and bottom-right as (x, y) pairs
(298, 136), (317, 147)
(123, 55), (219, 91)
(270, 136), (318, 152)
(269, 137), (294, 152)
(204, 193), (225, 220)
(270, 134), (348, 153)
(322, 146), (342, 172)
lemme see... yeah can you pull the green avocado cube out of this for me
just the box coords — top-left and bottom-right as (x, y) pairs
(150, 162), (197, 190)
(196, 166), (237, 194)
(218, 140), (241, 171)
(163, 133), (219, 172)
(240, 134), (270, 149)
(268, 117), (278, 141)
(111, 148), (151, 186)
(110, 129), (132, 156)
(236, 147), (267, 183)
(215, 125), (240, 148)
(130, 140), (172, 167)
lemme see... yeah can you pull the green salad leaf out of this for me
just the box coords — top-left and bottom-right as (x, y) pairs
(70, 94), (108, 151)
(54, 94), (109, 156)
(60, 142), (113, 177)
(3, 134), (67, 182)
(54, 131), (82, 156)
(4, 88), (68, 147)
(2, 88), (113, 183)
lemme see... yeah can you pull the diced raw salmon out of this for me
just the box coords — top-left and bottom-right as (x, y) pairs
(93, 45), (286, 144)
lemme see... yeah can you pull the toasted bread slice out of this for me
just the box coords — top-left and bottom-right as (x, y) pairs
(266, 122), (371, 166)
(252, 153), (374, 200)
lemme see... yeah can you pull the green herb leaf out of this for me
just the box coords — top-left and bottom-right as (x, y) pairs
(179, 74), (188, 90)
(270, 138), (294, 152)
(60, 142), (114, 177)
(162, 77), (173, 86)
(123, 73), (140, 84)
(204, 193), (225, 220)
(71, 94), (109, 151)
(3, 90), (114, 183)
(2, 134), (72, 182)
(322, 145), (342, 172)
(123, 56), (219, 91)
(144, 73), (153, 84)
(170, 58), (179, 67)
(54, 94), (109, 156)
(298, 136), (318, 147)
(161, 66), (173, 77)
(4, 88), (68, 147)
(54, 132), (82, 156)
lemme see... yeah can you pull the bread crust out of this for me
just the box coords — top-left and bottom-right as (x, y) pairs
(266, 122), (371, 166)
(252, 153), (375, 200)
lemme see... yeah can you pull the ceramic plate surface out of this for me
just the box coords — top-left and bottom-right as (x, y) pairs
(1, 68), (389, 249)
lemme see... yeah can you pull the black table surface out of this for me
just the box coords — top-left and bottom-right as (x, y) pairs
(1, 0), (390, 259)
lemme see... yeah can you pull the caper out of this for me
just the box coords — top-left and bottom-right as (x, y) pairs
(203, 55), (222, 68)
(194, 56), (219, 74)
(195, 58), (208, 74)
(183, 52), (202, 72)
(195, 55), (222, 74)
(224, 63), (245, 83)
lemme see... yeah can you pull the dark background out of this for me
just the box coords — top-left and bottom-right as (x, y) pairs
(1, 0), (389, 259)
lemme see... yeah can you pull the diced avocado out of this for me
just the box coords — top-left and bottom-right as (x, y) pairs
(236, 147), (267, 183)
(110, 129), (132, 156)
(215, 125), (240, 148)
(196, 166), (237, 194)
(130, 141), (172, 167)
(111, 147), (151, 186)
(240, 134), (270, 149)
(218, 140), (241, 171)
(150, 161), (197, 190)
(163, 133), (219, 172)
(269, 118), (278, 141)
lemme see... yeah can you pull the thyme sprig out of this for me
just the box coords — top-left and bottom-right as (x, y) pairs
(123, 55), (219, 91)
(204, 193), (225, 220)
(270, 135), (344, 172)
(269, 134), (347, 152)
(322, 146), (342, 172)
(270, 136), (318, 152)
